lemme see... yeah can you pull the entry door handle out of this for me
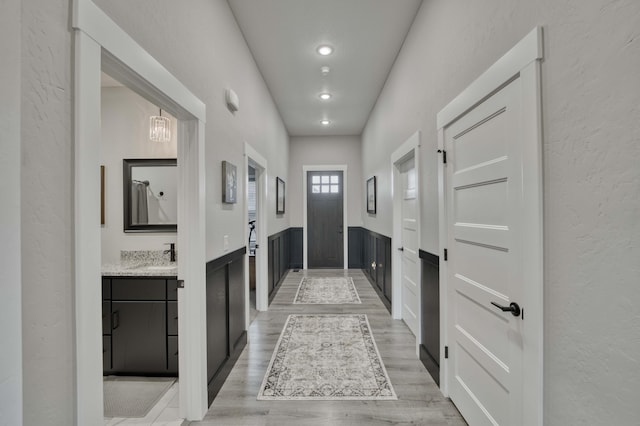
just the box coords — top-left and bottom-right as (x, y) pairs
(338, 225), (343, 234)
(490, 301), (521, 317)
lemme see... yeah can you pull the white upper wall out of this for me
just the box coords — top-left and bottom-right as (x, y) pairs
(100, 86), (178, 264)
(289, 136), (363, 227)
(0, 0), (23, 424)
(362, 0), (640, 424)
(93, 0), (290, 261)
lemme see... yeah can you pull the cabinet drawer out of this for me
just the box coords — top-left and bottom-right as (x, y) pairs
(168, 336), (179, 374)
(167, 301), (178, 336)
(167, 279), (179, 301)
(112, 278), (166, 300)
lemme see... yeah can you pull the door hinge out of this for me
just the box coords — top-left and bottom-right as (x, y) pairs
(445, 346), (449, 359)
(177, 279), (185, 288)
(444, 248), (448, 261)
(437, 149), (447, 164)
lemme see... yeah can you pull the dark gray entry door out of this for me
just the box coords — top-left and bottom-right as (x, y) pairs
(307, 171), (344, 268)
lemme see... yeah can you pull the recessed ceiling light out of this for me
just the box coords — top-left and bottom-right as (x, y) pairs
(317, 45), (333, 56)
(320, 119), (331, 126)
(319, 93), (332, 101)
(321, 66), (330, 75)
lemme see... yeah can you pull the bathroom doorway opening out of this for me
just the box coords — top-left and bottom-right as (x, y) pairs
(244, 142), (269, 316)
(73, 5), (208, 422)
(247, 165), (258, 323)
(99, 71), (181, 423)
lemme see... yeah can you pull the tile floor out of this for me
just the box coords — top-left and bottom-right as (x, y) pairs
(104, 380), (182, 425)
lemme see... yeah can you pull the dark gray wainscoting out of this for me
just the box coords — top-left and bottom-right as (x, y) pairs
(419, 249), (440, 386)
(205, 247), (247, 405)
(289, 227), (303, 269)
(268, 229), (290, 303)
(361, 229), (392, 313)
(348, 226), (364, 268)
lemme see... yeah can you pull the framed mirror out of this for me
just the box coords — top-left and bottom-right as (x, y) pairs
(123, 158), (177, 232)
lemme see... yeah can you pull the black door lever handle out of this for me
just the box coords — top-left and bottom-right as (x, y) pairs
(491, 301), (521, 317)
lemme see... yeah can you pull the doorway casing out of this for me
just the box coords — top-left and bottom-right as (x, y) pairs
(391, 131), (422, 350)
(302, 165), (348, 270)
(244, 142), (269, 313)
(436, 27), (544, 425)
(73, 0), (208, 423)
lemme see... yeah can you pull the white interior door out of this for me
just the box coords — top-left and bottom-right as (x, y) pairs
(399, 156), (419, 337)
(445, 79), (526, 425)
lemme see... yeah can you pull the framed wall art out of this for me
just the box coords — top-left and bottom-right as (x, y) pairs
(276, 177), (285, 214)
(222, 160), (237, 204)
(366, 176), (377, 214)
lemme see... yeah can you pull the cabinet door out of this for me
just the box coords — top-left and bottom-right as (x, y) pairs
(111, 301), (167, 374)
(167, 336), (179, 374)
(102, 301), (111, 336)
(103, 336), (112, 373)
(167, 301), (178, 336)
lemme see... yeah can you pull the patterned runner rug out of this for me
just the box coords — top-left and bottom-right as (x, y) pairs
(293, 276), (361, 304)
(257, 314), (397, 400)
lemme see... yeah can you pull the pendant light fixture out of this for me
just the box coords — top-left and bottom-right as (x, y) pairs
(149, 108), (171, 143)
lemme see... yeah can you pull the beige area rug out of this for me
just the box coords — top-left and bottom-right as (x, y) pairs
(293, 276), (361, 304)
(257, 314), (397, 400)
(103, 376), (175, 418)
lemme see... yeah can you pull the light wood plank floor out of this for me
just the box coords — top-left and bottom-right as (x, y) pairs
(189, 269), (466, 426)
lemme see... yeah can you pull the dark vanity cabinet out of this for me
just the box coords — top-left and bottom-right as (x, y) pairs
(102, 277), (179, 376)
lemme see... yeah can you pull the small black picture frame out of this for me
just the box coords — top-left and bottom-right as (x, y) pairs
(276, 177), (285, 214)
(222, 160), (237, 204)
(366, 176), (377, 214)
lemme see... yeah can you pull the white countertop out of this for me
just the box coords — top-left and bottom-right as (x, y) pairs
(101, 261), (178, 277)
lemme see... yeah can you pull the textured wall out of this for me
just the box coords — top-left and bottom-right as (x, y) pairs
(289, 136), (363, 227)
(20, 0), (75, 424)
(0, 0), (23, 424)
(100, 86), (178, 264)
(362, 0), (640, 424)
(92, 0), (290, 261)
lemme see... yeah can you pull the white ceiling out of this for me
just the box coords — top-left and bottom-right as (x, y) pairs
(228, 0), (423, 137)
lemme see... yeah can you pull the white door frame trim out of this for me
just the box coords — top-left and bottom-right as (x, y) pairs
(437, 26), (544, 425)
(391, 131), (421, 335)
(302, 165), (349, 270)
(244, 143), (269, 314)
(72, 0), (208, 423)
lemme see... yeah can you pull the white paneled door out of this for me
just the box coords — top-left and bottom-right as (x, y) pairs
(400, 156), (419, 336)
(444, 79), (526, 425)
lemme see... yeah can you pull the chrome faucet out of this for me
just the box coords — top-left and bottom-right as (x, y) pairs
(164, 243), (176, 262)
